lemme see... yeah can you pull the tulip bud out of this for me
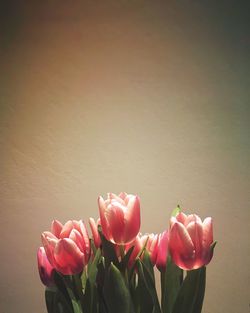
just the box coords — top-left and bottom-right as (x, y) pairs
(156, 230), (169, 271)
(98, 192), (141, 244)
(41, 220), (90, 275)
(125, 233), (159, 267)
(169, 213), (214, 270)
(37, 247), (54, 287)
(141, 233), (159, 266)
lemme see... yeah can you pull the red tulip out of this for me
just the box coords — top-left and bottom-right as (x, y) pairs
(41, 220), (90, 275)
(37, 247), (55, 286)
(98, 192), (141, 244)
(156, 230), (169, 271)
(89, 217), (101, 248)
(169, 212), (214, 270)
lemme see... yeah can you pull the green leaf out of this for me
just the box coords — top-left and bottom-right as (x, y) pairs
(120, 245), (134, 270)
(83, 249), (101, 313)
(98, 294), (108, 313)
(71, 299), (83, 313)
(141, 250), (155, 283)
(90, 238), (97, 255)
(136, 260), (154, 313)
(45, 288), (56, 313)
(88, 248), (102, 283)
(96, 256), (105, 286)
(171, 205), (181, 217)
(129, 273), (139, 313)
(172, 267), (206, 313)
(83, 279), (98, 313)
(72, 274), (84, 306)
(104, 263), (135, 313)
(160, 255), (183, 313)
(140, 261), (161, 313)
(192, 268), (206, 313)
(98, 225), (119, 268)
(53, 272), (74, 313)
(210, 241), (217, 253)
(62, 275), (83, 313)
(81, 270), (87, 290)
(96, 257), (108, 313)
(45, 287), (73, 313)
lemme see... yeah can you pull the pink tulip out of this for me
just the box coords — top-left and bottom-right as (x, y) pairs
(125, 235), (144, 267)
(98, 192), (141, 244)
(169, 212), (214, 270)
(156, 230), (169, 271)
(37, 247), (55, 286)
(89, 217), (101, 248)
(41, 220), (90, 275)
(125, 233), (159, 267)
(141, 233), (159, 266)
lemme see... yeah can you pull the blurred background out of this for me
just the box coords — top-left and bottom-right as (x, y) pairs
(1, 1), (249, 312)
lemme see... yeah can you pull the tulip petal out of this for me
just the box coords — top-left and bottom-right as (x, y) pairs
(147, 234), (159, 265)
(42, 231), (58, 240)
(124, 194), (134, 206)
(125, 236), (143, 267)
(185, 214), (202, 227)
(79, 220), (90, 242)
(202, 217), (214, 264)
(169, 222), (195, 270)
(37, 247), (54, 286)
(118, 192), (127, 200)
(176, 212), (187, 225)
(123, 195), (141, 243)
(186, 220), (203, 268)
(108, 193), (125, 205)
(108, 204), (125, 244)
(170, 216), (177, 228)
(41, 232), (58, 268)
(51, 220), (63, 238)
(98, 196), (112, 241)
(156, 231), (169, 271)
(79, 220), (90, 260)
(72, 220), (82, 233)
(60, 220), (74, 238)
(54, 238), (84, 275)
(202, 217), (213, 248)
(69, 229), (85, 252)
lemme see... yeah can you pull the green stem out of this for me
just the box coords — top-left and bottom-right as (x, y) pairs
(63, 276), (84, 313)
(160, 270), (166, 313)
(120, 244), (125, 259)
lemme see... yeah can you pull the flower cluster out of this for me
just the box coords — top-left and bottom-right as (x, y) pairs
(37, 192), (216, 313)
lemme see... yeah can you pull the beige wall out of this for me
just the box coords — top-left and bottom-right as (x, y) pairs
(1, 1), (249, 313)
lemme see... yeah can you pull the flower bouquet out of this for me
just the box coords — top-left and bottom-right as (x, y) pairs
(37, 192), (216, 313)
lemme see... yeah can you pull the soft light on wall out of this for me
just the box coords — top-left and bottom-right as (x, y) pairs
(1, 1), (249, 313)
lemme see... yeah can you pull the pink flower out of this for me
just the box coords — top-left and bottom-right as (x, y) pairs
(41, 220), (90, 275)
(37, 247), (55, 286)
(125, 233), (159, 267)
(141, 233), (159, 266)
(156, 230), (169, 271)
(169, 212), (214, 270)
(125, 235), (143, 267)
(89, 217), (101, 248)
(98, 192), (141, 244)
